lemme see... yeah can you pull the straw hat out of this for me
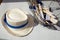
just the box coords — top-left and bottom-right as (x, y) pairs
(1, 8), (35, 37)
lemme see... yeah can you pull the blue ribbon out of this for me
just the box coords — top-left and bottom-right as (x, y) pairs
(4, 14), (28, 29)
(36, 0), (43, 5)
(29, 5), (36, 10)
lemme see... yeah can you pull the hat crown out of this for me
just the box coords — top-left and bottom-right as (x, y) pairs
(7, 8), (27, 22)
(6, 8), (28, 26)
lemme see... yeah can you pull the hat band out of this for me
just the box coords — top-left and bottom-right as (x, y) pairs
(4, 14), (28, 29)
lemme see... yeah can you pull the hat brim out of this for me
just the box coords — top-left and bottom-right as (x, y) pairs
(1, 14), (35, 37)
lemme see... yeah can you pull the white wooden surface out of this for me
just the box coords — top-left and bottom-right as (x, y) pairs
(0, 1), (60, 40)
